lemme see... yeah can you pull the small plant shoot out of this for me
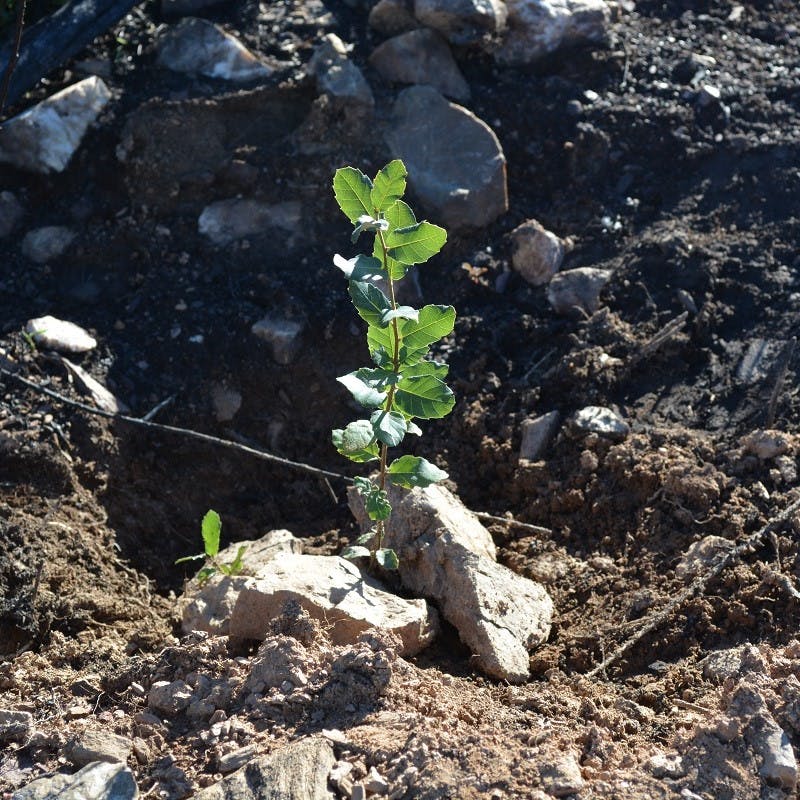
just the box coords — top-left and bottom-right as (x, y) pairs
(331, 160), (455, 568)
(175, 509), (247, 586)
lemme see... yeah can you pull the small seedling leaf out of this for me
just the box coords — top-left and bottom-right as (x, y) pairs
(371, 160), (407, 212)
(387, 221), (447, 265)
(342, 545), (372, 560)
(196, 566), (217, 586)
(201, 509), (222, 558)
(373, 199), (417, 279)
(394, 374), (455, 419)
(401, 305), (456, 357)
(370, 409), (408, 446)
(337, 372), (386, 408)
(365, 488), (392, 521)
(406, 420), (423, 436)
(351, 214), (389, 243)
(175, 554), (206, 565)
(375, 548), (399, 570)
(228, 545), (247, 575)
(349, 281), (392, 328)
(356, 529), (376, 545)
(387, 455), (449, 488)
(379, 306), (419, 327)
(333, 253), (386, 282)
(333, 167), (374, 223)
(332, 423), (379, 462)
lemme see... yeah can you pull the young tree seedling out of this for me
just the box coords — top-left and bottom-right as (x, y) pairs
(331, 160), (455, 569)
(175, 509), (246, 586)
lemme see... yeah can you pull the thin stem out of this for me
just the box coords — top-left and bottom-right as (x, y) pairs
(0, 0), (28, 115)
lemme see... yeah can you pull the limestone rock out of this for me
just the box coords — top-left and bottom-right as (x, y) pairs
(180, 530), (303, 635)
(753, 713), (797, 791)
(414, 0), (507, 45)
(520, 411), (560, 461)
(369, 0), (418, 35)
(675, 535), (735, 581)
(386, 86), (507, 231)
(251, 314), (305, 365)
(229, 553), (439, 656)
(147, 680), (193, 716)
(156, 18), (273, 82)
(0, 77), (111, 174)
(349, 483), (553, 682)
(510, 219), (565, 286)
(0, 191), (24, 238)
(539, 753), (585, 797)
(11, 762), (138, 800)
(62, 358), (129, 414)
(370, 29), (470, 101)
(25, 316), (97, 354)
(742, 429), (793, 460)
(0, 709), (33, 742)
(308, 34), (374, 110)
(21, 226), (76, 264)
(572, 406), (629, 440)
(198, 198), (300, 246)
(193, 737), (335, 800)
(64, 730), (132, 766)
(547, 266), (611, 316)
(701, 644), (766, 683)
(498, 0), (611, 65)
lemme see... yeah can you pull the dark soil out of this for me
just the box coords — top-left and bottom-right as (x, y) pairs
(2, 1), (800, 798)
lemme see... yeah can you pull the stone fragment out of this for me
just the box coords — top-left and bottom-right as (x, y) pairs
(0, 77), (111, 174)
(701, 644), (766, 683)
(754, 713), (797, 790)
(646, 752), (687, 779)
(364, 767), (389, 794)
(11, 761), (138, 800)
(498, 0), (611, 65)
(520, 411), (560, 461)
(0, 191), (24, 238)
(510, 219), (565, 286)
(547, 267), (611, 316)
(742, 429), (793, 460)
(414, 0), (507, 45)
(198, 198), (301, 246)
(386, 86), (507, 231)
(193, 737), (335, 800)
(156, 18), (273, 82)
(539, 753), (584, 797)
(21, 226), (76, 264)
(64, 730), (132, 766)
(308, 34), (374, 110)
(147, 680), (193, 716)
(180, 531), (303, 636)
(370, 29), (470, 101)
(572, 406), (629, 440)
(230, 553), (439, 656)
(675, 536), (735, 581)
(251, 315), (305, 365)
(0, 709), (33, 742)
(210, 383), (242, 422)
(218, 745), (259, 774)
(245, 636), (309, 693)
(349, 483), (552, 682)
(62, 358), (129, 414)
(369, 0), (418, 35)
(25, 316), (97, 354)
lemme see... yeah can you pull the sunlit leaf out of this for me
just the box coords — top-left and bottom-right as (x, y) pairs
(387, 455), (449, 488)
(386, 221), (447, 265)
(201, 509), (221, 558)
(375, 548), (399, 570)
(333, 167), (373, 223)
(371, 160), (407, 212)
(394, 374), (455, 419)
(370, 409), (407, 446)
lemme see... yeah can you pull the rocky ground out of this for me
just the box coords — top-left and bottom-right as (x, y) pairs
(2, 0), (800, 798)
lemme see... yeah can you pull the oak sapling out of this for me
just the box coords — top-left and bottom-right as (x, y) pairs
(175, 509), (246, 586)
(331, 160), (455, 568)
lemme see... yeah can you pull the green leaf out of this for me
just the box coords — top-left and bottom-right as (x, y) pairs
(379, 306), (419, 327)
(371, 160), (407, 212)
(332, 423), (380, 462)
(375, 548), (399, 570)
(401, 305), (456, 359)
(342, 546), (371, 560)
(400, 360), (449, 379)
(394, 374), (455, 419)
(387, 455), (449, 488)
(355, 367), (399, 390)
(365, 488), (392, 521)
(370, 409), (407, 446)
(373, 200), (417, 279)
(351, 214), (389, 243)
(333, 253), (386, 282)
(333, 167), (374, 223)
(227, 545), (247, 575)
(196, 566), (217, 586)
(406, 420), (423, 436)
(387, 221), (447, 265)
(349, 281), (392, 327)
(337, 372), (386, 408)
(201, 510), (221, 558)
(356, 528), (376, 545)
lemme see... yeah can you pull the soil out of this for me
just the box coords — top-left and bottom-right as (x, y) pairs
(2, 1), (800, 798)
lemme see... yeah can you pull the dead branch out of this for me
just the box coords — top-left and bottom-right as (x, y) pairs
(586, 493), (800, 679)
(474, 512), (552, 536)
(629, 311), (689, 369)
(0, 0), (27, 113)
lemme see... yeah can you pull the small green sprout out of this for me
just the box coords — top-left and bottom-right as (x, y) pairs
(175, 509), (246, 586)
(331, 160), (455, 569)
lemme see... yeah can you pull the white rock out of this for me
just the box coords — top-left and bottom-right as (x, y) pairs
(198, 198), (300, 246)
(21, 226), (76, 263)
(519, 411), (560, 461)
(498, 0), (611, 65)
(218, 745), (258, 773)
(308, 34), (374, 109)
(25, 316), (97, 354)
(511, 219), (565, 286)
(0, 77), (111, 174)
(701, 644), (766, 683)
(62, 358), (129, 413)
(539, 753), (585, 797)
(755, 713), (798, 790)
(11, 761), (138, 800)
(349, 483), (553, 682)
(156, 18), (273, 82)
(572, 406), (629, 440)
(210, 383), (242, 422)
(251, 314), (305, 365)
(742, 429), (793, 460)
(547, 266), (611, 316)
(64, 730), (132, 766)
(0, 191), (24, 238)
(147, 680), (193, 716)
(414, 0), (507, 45)
(646, 751), (687, 779)
(675, 535), (735, 581)
(229, 553), (439, 656)
(386, 85), (507, 231)
(0, 709), (33, 741)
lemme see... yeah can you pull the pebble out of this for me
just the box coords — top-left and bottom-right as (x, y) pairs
(64, 730), (132, 766)
(539, 753), (585, 797)
(510, 218), (565, 286)
(572, 406), (629, 440)
(414, 0), (506, 45)
(218, 744), (258, 773)
(675, 536), (735, 582)
(741, 429), (793, 460)
(365, 766), (389, 794)
(368, 0), (418, 36)
(147, 679), (193, 716)
(198, 198), (301, 246)
(547, 267), (612, 316)
(210, 383), (242, 422)
(756, 714), (798, 790)
(646, 751), (687, 779)
(0, 709), (34, 741)
(21, 226), (76, 264)
(308, 34), (374, 110)
(25, 316), (97, 354)
(251, 314), (305, 365)
(519, 411), (560, 461)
